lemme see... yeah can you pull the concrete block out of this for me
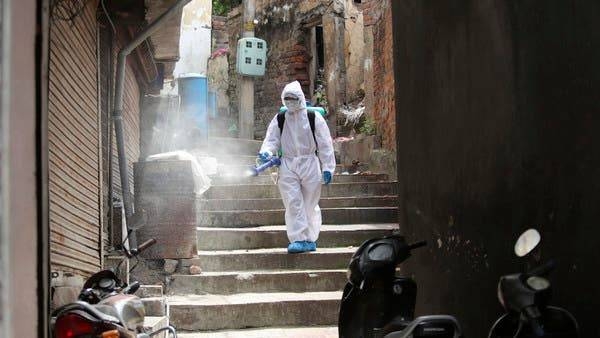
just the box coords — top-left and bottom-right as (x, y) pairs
(370, 148), (397, 180)
(142, 297), (166, 316)
(336, 134), (377, 166)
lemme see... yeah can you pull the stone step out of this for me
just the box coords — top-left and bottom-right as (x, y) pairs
(210, 173), (389, 185)
(215, 155), (259, 166)
(207, 137), (262, 155)
(204, 182), (398, 199)
(144, 316), (170, 338)
(168, 292), (342, 331)
(167, 269), (346, 295)
(179, 247), (354, 272)
(199, 196), (397, 210)
(142, 297), (166, 316)
(198, 207), (398, 227)
(177, 326), (338, 337)
(197, 224), (397, 250)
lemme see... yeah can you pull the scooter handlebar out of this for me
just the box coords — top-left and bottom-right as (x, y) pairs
(528, 259), (556, 277)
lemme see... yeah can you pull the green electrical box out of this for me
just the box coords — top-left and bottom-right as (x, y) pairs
(236, 37), (268, 76)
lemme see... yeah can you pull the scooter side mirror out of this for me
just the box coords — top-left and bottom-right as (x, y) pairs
(514, 229), (541, 257)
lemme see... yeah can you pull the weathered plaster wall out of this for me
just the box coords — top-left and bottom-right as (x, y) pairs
(362, 24), (374, 120)
(364, 0), (395, 150)
(173, 0), (212, 76)
(207, 53), (231, 136)
(393, 1), (600, 336)
(226, 7), (242, 127)
(344, 0), (365, 102)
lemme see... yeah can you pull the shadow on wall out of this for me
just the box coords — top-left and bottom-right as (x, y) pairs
(393, 1), (600, 337)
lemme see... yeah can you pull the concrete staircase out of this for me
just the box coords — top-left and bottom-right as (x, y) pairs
(167, 138), (399, 336)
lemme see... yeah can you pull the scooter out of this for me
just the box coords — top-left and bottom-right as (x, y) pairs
(51, 237), (177, 338)
(488, 229), (579, 337)
(339, 233), (463, 338)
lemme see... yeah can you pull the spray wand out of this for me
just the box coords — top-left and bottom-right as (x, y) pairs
(249, 155), (281, 177)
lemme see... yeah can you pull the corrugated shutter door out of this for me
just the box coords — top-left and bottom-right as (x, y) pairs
(48, 3), (100, 276)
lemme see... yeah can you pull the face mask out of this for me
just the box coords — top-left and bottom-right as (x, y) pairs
(284, 99), (302, 112)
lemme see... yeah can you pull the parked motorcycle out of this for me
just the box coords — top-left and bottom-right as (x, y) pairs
(51, 237), (177, 338)
(338, 233), (463, 338)
(488, 229), (579, 337)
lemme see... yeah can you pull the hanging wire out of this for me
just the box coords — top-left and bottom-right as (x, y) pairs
(100, 0), (116, 34)
(50, 0), (91, 23)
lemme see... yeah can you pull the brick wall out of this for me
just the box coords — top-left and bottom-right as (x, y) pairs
(228, 1), (320, 139)
(212, 16), (229, 50)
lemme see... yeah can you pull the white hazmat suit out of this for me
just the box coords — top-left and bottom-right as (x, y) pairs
(259, 81), (336, 244)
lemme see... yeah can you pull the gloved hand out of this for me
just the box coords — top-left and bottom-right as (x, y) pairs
(258, 151), (273, 164)
(323, 171), (332, 185)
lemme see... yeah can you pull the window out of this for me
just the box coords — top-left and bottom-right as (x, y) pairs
(245, 57), (252, 64)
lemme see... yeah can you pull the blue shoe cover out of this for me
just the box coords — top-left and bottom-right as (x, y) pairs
(287, 241), (317, 253)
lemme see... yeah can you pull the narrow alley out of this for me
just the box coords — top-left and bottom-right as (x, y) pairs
(1, 0), (599, 337)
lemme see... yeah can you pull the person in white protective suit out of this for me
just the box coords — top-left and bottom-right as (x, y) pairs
(258, 81), (336, 253)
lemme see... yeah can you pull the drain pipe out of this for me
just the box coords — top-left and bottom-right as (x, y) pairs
(112, 0), (191, 248)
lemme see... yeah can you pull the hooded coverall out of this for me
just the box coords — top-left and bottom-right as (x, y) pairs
(259, 81), (336, 243)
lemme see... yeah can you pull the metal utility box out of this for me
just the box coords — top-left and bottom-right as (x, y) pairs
(236, 37), (267, 76)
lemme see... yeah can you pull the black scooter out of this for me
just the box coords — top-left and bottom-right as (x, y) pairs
(488, 229), (579, 338)
(339, 233), (463, 338)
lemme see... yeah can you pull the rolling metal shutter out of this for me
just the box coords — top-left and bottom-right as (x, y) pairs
(48, 2), (101, 276)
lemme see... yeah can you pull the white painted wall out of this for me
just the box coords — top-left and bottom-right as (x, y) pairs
(173, 0), (213, 77)
(2, 0), (40, 336)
